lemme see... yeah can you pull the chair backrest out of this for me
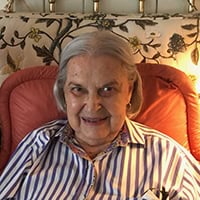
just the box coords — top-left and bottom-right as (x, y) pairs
(0, 65), (65, 173)
(135, 63), (200, 161)
(0, 63), (200, 173)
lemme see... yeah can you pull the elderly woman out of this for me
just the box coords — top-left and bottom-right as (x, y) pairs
(0, 31), (199, 199)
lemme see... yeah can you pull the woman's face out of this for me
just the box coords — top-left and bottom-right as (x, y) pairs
(64, 54), (133, 146)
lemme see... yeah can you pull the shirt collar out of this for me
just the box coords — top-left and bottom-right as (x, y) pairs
(125, 117), (145, 146)
(57, 117), (145, 149)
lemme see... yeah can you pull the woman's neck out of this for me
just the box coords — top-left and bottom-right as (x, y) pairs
(75, 137), (112, 159)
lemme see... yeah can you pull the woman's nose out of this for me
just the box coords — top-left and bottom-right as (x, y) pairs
(85, 93), (102, 112)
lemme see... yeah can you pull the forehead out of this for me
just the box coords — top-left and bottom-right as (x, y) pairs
(66, 54), (128, 81)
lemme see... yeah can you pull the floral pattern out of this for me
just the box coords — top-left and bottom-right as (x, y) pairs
(28, 27), (42, 42)
(168, 33), (186, 54)
(0, 11), (200, 80)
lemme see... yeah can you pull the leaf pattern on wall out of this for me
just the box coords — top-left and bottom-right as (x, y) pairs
(0, 12), (200, 74)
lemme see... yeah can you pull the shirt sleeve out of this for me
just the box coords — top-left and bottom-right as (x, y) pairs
(179, 154), (200, 199)
(0, 125), (54, 199)
(168, 148), (200, 200)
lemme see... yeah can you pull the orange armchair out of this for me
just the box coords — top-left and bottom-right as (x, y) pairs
(0, 63), (200, 173)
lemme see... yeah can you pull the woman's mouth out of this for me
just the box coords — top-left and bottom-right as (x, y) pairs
(81, 117), (108, 125)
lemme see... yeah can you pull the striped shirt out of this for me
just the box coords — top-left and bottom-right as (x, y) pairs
(0, 118), (200, 200)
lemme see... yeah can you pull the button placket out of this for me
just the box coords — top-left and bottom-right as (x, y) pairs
(84, 162), (97, 199)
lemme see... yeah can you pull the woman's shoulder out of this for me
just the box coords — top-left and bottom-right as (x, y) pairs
(16, 118), (68, 152)
(127, 118), (177, 142)
(127, 118), (200, 165)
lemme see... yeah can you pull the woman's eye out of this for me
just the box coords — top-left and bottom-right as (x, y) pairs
(98, 87), (115, 97)
(70, 87), (85, 96)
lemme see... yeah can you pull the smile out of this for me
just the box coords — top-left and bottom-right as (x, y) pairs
(81, 117), (108, 125)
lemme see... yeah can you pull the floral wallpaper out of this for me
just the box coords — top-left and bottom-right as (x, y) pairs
(1, 11), (200, 84)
